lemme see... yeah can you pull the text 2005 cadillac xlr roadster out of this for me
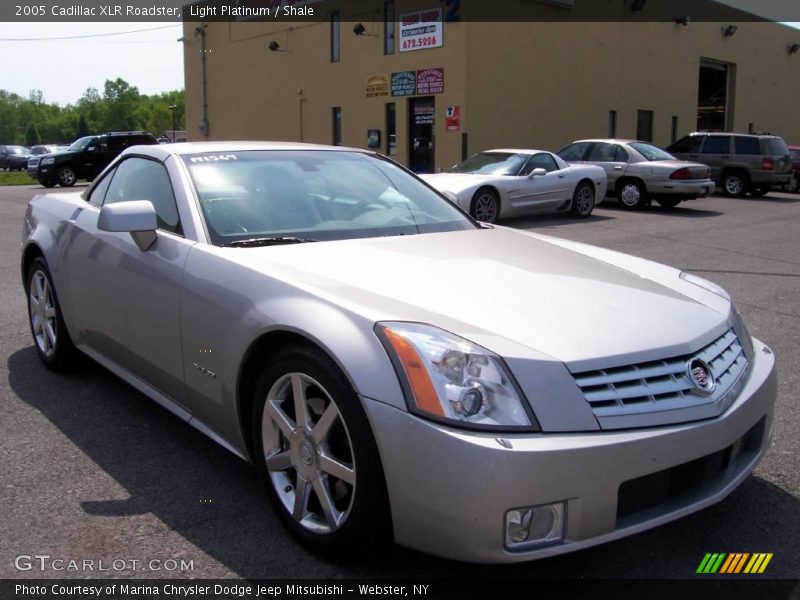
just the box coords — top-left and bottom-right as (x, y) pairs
(21, 142), (776, 563)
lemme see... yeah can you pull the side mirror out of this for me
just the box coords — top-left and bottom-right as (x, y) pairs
(528, 168), (547, 178)
(87, 146), (97, 152)
(98, 200), (158, 251)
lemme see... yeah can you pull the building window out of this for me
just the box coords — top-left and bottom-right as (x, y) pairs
(384, 1), (395, 55)
(637, 110), (653, 142)
(332, 107), (342, 146)
(608, 110), (617, 138)
(386, 102), (396, 155)
(331, 12), (340, 63)
(671, 116), (679, 143)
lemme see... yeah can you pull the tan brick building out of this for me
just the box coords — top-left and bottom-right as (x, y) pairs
(183, 0), (800, 172)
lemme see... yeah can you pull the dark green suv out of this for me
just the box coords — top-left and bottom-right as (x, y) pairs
(36, 131), (157, 187)
(667, 133), (792, 197)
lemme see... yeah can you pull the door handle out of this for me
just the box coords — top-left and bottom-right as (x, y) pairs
(720, 155), (730, 159)
(613, 166), (623, 170)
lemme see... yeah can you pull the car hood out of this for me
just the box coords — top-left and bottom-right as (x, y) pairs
(419, 172), (501, 194)
(228, 227), (730, 368)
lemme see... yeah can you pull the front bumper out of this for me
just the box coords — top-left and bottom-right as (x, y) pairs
(648, 179), (715, 198)
(362, 339), (776, 563)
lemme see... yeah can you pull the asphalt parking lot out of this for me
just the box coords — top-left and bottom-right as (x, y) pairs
(1, 184), (798, 580)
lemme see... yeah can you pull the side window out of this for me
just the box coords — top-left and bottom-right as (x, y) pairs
(557, 142), (590, 161)
(529, 153), (559, 173)
(587, 142), (617, 162)
(104, 157), (181, 234)
(669, 135), (703, 154)
(87, 167), (116, 206)
(734, 136), (760, 155)
(701, 136), (731, 155)
(613, 145), (629, 162)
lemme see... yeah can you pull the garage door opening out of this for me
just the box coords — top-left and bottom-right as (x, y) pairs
(697, 60), (732, 132)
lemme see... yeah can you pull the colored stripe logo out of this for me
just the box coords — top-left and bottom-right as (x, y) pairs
(696, 553), (773, 574)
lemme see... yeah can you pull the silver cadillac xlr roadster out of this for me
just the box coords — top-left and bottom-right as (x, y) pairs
(21, 142), (776, 563)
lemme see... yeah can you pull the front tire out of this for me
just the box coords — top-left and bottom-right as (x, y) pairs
(470, 187), (500, 223)
(570, 181), (595, 218)
(57, 165), (77, 187)
(617, 180), (647, 210)
(26, 257), (79, 371)
(252, 345), (390, 553)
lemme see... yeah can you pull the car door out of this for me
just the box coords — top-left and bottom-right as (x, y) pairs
(63, 156), (194, 409)
(698, 135), (731, 181)
(585, 142), (628, 189)
(509, 153), (570, 213)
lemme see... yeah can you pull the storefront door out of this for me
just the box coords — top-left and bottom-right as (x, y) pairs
(409, 96), (435, 173)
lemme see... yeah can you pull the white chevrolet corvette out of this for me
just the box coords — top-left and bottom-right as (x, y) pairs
(421, 149), (607, 223)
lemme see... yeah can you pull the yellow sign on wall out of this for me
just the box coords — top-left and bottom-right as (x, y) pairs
(366, 74), (389, 98)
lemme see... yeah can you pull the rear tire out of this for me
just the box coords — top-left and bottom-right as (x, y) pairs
(570, 181), (595, 218)
(26, 257), (80, 371)
(251, 344), (391, 554)
(617, 179), (647, 210)
(785, 173), (799, 193)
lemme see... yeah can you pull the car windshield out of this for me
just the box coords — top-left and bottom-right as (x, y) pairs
(68, 136), (95, 151)
(182, 150), (476, 246)
(629, 143), (676, 161)
(450, 152), (528, 175)
(9, 146), (28, 155)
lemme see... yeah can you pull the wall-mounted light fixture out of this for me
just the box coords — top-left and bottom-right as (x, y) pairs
(630, 0), (646, 12)
(353, 22), (377, 37)
(788, 43), (800, 55)
(675, 15), (690, 26)
(722, 25), (738, 38)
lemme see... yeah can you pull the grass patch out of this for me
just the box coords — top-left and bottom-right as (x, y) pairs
(0, 171), (36, 186)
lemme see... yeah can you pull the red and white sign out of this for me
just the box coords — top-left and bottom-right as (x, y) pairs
(446, 106), (460, 131)
(416, 68), (444, 94)
(399, 7), (443, 52)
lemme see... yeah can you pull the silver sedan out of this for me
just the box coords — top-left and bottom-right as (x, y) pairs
(557, 139), (714, 209)
(21, 142), (775, 563)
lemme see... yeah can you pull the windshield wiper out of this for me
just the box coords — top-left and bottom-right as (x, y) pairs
(223, 236), (318, 248)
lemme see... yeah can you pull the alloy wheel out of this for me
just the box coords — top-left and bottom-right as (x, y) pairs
(575, 184), (594, 215)
(29, 270), (57, 357)
(473, 192), (498, 222)
(261, 372), (356, 534)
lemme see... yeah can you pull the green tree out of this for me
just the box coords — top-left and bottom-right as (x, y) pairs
(25, 122), (41, 146)
(76, 114), (90, 137)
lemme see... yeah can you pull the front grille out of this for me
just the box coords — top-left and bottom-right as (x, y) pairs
(573, 329), (748, 425)
(28, 158), (40, 168)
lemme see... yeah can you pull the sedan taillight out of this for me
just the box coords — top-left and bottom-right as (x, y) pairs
(762, 157), (774, 171)
(670, 168), (692, 180)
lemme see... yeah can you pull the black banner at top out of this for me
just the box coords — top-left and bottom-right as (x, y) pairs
(2, 0), (800, 22)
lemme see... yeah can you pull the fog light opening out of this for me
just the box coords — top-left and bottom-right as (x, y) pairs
(505, 502), (565, 549)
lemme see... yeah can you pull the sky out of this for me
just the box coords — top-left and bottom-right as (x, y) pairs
(0, 15), (797, 107)
(0, 22), (185, 105)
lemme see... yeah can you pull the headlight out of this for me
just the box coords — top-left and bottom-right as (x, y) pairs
(680, 271), (730, 301)
(376, 322), (537, 430)
(40, 157), (55, 165)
